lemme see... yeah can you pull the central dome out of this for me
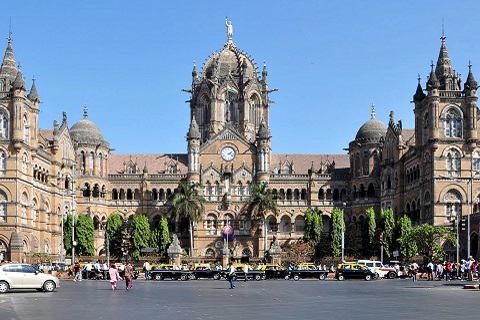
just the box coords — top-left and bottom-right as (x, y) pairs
(69, 106), (106, 145)
(201, 43), (258, 82)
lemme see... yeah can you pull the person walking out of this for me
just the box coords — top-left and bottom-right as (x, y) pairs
(108, 263), (122, 290)
(73, 262), (82, 282)
(411, 262), (419, 282)
(143, 260), (150, 281)
(124, 262), (133, 290)
(227, 262), (235, 289)
(426, 261), (434, 281)
(243, 263), (249, 282)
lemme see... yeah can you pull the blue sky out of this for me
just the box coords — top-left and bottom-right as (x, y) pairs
(3, 1), (480, 155)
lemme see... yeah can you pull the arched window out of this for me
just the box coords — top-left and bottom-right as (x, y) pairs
(444, 109), (462, 138)
(23, 114), (30, 143)
(242, 248), (252, 257)
(238, 214), (250, 231)
(0, 190), (7, 222)
(0, 150), (6, 174)
(223, 213), (234, 227)
(0, 110), (8, 139)
(89, 152), (94, 172)
(206, 213), (218, 231)
(205, 248), (216, 258)
(446, 149), (461, 175)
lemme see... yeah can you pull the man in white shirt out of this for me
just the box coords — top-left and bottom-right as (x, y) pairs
(85, 262), (93, 280)
(143, 261), (150, 280)
(243, 263), (249, 282)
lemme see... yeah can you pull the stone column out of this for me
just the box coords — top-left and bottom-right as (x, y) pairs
(167, 234), (183, 266)
(268, 235), (282, 265)
(9, 230), (23, 263)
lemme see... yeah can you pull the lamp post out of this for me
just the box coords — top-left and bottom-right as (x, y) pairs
(341, 202), (346, 263)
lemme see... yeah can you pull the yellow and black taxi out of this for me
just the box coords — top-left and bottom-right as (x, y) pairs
(335, 263), (377, 281)
(287, 263), (329, 281)
(261, 264), (289, 280)
(150, 264), (191, 281)
(188, 264), (221, 280)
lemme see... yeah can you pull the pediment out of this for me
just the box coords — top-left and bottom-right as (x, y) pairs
(200, 124), (255, 153)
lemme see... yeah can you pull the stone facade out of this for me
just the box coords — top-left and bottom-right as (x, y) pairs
(0, 25), (478, 263)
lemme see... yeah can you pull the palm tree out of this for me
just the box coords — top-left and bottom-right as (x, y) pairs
(243, 183), (279, 255)
(244, 182), (279, 219)
(168, 181), (206, 257)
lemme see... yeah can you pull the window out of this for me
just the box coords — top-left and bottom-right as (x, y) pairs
(474, 151), (480, 172)
(0, 190), (7, 222)
(0, 150), (6, 173)
(0, 111), (8, 139)
(206, 214), (218, 230)
(23, 114), (29, 143)
(444, 109), (462, 138)
(446, 149), (461, 175)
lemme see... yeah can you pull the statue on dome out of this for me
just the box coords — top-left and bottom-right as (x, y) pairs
(226, 17), (233, 43)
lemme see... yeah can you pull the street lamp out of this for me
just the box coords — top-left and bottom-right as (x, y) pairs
(341, 202), (346, 263)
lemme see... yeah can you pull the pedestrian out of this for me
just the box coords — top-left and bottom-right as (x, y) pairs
(227, 262), (235, 289)
(243, 263), (249, 282)
(73, 262), (82, 282)
(143, 260), (150, 281)
(411, 262), (419, 282)
(124, 262), (133, 290)
(426, 261), (434, 281)
(109, 263), (122, 290)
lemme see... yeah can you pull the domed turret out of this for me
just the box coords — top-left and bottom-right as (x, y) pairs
(355, 104), (387, 143)
(70, 105), (106, 145)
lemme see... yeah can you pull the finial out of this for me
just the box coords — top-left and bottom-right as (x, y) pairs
(17, 61), (21, 70)
(469, 60), (472, 72)
(442, 16), (445, 38)
(62, 111), (67, 123)
(83, 104), (88, 119)
(7, 17), (12, 43)
(371, 103), (376, 119)
(32, 74), (36, 83)
(193, 60), (196, 68)
(417, 73), (421, 84)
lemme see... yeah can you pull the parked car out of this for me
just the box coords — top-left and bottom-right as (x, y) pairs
(335, 263), (377, 281)
(287, 263), (329, 281)
(216, 264), (266, 281)
(189, 265), (221, 280)
(357, 260), (397, 279)
(261, 264), (289, 280)
(150, 264), (191, 281)
(0, 263), (60, 293)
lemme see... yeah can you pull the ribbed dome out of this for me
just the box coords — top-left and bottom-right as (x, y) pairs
(201, 43), (258, 82)
(355, 105), (387, 143)
(69, 105), (105, 144)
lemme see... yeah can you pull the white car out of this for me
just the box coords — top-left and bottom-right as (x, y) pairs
(0, 263), (60, 293)
(357, 260), (397, 279)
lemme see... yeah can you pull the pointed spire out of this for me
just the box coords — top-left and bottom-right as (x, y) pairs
(370, 103), (376, 119)
(435, 34), (455, 89)
(262, 61), (268, 82)
(0, 33), (17, 84)
(464, 60), (478, 92)
(12, 62), (25, 90)
(192, 61), (197, 83)
(427, 60), (440, 89)
(27, 75), (40, 103)
(187, 117), (201, 139)
(257, 117), (270, 139)
(83, 104), (88, 119)
(413, 74), (426, 102)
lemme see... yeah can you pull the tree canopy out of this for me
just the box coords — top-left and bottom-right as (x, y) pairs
(243, 182), (278, 219)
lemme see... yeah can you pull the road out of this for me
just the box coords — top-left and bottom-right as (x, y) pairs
(0, 277), (478, 320)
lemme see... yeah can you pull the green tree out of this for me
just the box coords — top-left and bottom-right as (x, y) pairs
(63, 214), (73, 255)
(243, 182), (279, 220)
(304, 207), (323, 258)
(150, 217), (171, 257)
(106, 213), (124, 258)
(168, 181), (206, 256)
(397, 215), (417, 260)
(130, 214), (151, 260)
(330, 207), (344, 257)
(364, 207), (377, 256)
(379, 208), (395, 258)
(408, 224), (454, 262)
(75, 215), (95, 256)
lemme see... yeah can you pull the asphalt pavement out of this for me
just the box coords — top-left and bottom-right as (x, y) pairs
(0, 277), (478, 320)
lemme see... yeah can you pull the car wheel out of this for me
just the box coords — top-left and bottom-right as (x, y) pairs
(319, 274), (326, 280)
(154, 274), (162, 281)
(365, 275), (372, 281)
(255, 274), (261, 281)
(43, 280), (56, 292)
(337, 275), (345, 281)
(284, 275), (290, 280)
(373, 273), (379, 280)
(293, 274), (300, 281)
(213, 274), (220, 280)
(189, 274), (197, 280)
(180, 274), (188, 281)
(0, 281), (9, 293)
(387, 272), (396, 279)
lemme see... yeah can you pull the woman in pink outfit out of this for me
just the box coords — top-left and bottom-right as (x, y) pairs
(108, 264), (122, 290)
